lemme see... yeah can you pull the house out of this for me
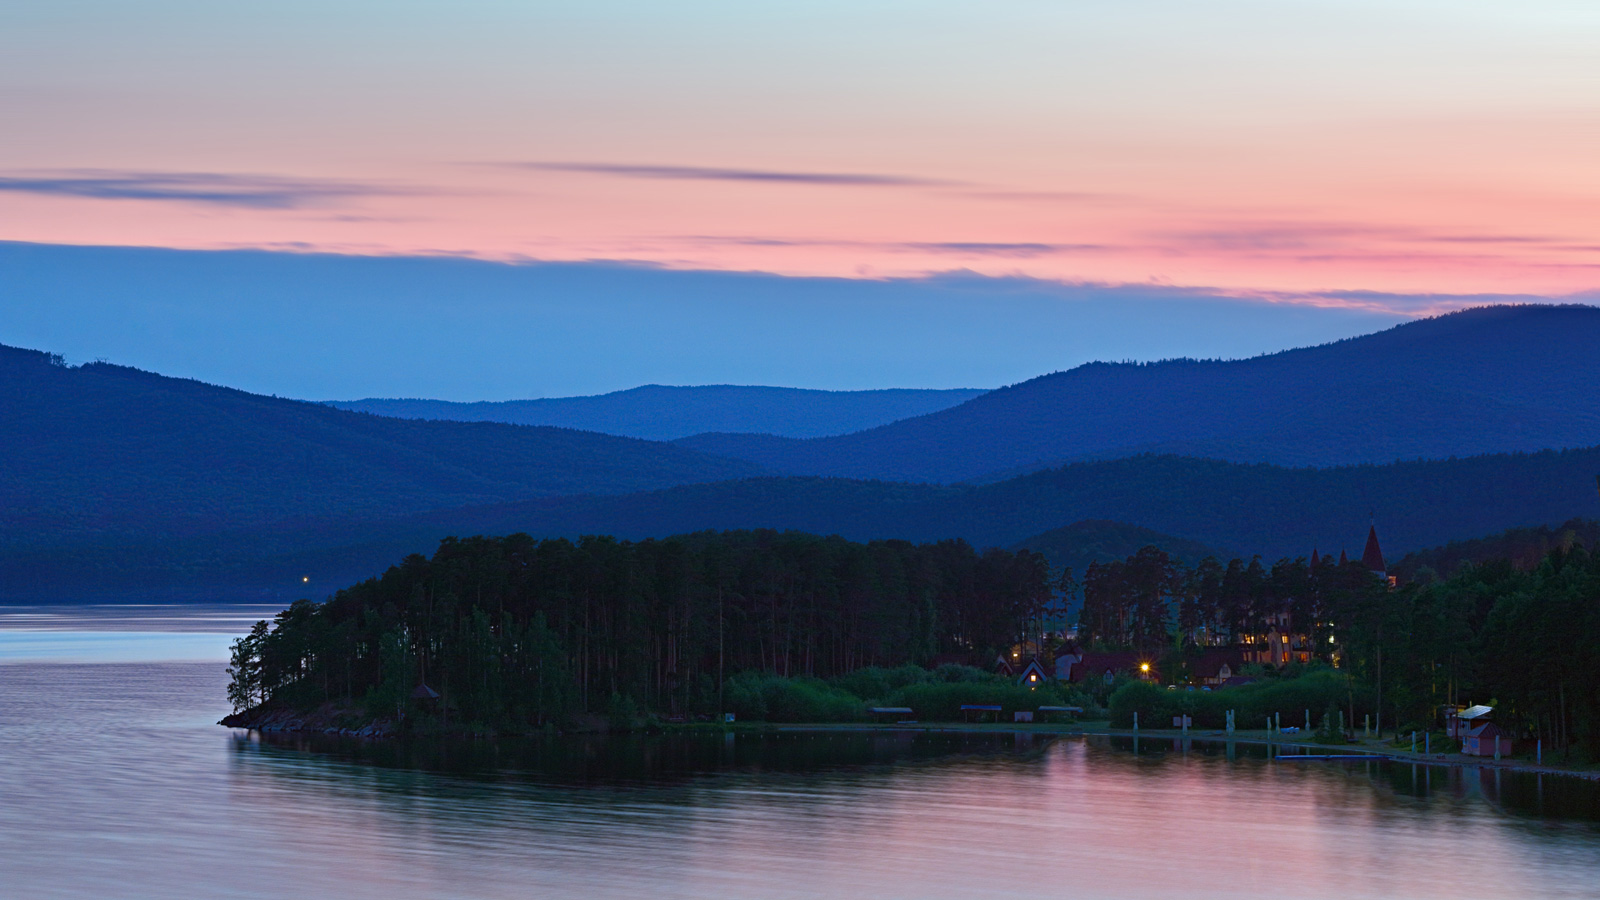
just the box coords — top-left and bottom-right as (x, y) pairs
(1053, 641), (1084, 681)
(1015, 657), (1049, 687)
(1446, 704), (1494, 739)
(1463, 721), (1514, 757)
(1244, 524), (1391, 668)
(1064, 651), (1156, 684)
(1190, 648), (1247, 687)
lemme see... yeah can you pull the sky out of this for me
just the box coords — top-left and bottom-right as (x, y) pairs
(1, 2), (1596, 396)
(0, 243), (1409, 399)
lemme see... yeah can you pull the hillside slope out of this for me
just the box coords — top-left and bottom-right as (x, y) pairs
(1010, 520), (1224, 573)
(675, 305), (1600, 482)
(327, 385), (985, 440)
(0, 344), (763, 546)
(14, 446), (1599, 600)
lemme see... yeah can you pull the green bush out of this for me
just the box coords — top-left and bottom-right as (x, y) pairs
(722, 672), (866, 722)
(888, 679), (1065, 721)
(1108, 670), (1371, 730)
(829, 664), (935, 702)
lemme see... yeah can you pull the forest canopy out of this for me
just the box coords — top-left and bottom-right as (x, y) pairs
(226, 529), (1054, 729)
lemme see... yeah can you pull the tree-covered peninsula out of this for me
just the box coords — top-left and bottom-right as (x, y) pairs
(224, 524), (1600, 760)
(224, 529), (1056, 732)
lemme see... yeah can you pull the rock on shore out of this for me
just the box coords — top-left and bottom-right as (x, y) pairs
(220, 702), (395, 738)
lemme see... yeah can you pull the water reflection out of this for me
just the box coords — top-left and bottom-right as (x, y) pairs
(4, 657), (1600, 899)
(235, 729), (1044, 785)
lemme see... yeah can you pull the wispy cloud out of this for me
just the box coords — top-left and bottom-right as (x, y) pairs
(506, 162), (957, 187)
(0, 170), (414, 209)
(683, 235), (1104, 258)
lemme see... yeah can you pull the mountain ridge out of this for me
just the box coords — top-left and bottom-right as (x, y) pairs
(673, 305), (1600, 482)
(325, 385), (986, 441)
(0, 343), (765, 545)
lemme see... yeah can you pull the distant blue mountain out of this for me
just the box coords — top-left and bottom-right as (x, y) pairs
(673, 305), (1600, 482)
(325, 385), (985, 440)
(0, 343), (763, 548)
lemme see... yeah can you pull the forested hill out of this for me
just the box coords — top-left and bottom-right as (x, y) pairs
(326, 386), (986, 441)
(1390, 517), (1600, 580)
(13, 444), (1599, 600)
(675, 304), (1600, 482)
(0, 344), (763, 546)
(1010, 520), (1222, 574)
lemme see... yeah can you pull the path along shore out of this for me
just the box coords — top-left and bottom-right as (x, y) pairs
(740, 721), (1600, 782)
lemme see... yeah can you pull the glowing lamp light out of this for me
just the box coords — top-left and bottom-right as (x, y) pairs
(302, 576), (309, 583)
(1140, 662), (1150, 673)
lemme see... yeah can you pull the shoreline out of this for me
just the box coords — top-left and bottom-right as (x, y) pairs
(222, 706), (1600, 782)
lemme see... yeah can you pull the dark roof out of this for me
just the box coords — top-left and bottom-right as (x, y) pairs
(1362, 525), (1387, 572)
(410, 683), (441, 700)
(1218, 675), (1259, 688)
(1070, 651), (1153, 682)
(1466, 722), (1505, 739)
(1190, 648), (1246, 679)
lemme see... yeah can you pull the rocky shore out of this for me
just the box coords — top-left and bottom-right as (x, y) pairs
(220, 702), (397, 738)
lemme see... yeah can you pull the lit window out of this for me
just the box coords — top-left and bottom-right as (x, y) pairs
(1281, 635), (1288, 644)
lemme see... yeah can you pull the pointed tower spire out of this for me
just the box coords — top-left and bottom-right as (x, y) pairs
(1361, 524), (1386, 574)
(1339, 549), (1348, 565)
(1310, 548), (1321, 568)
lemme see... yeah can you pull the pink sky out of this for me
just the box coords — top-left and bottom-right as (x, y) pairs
(3, 2), (1597, 307)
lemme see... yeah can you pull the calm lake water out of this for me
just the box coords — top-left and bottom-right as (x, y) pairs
(3, 607), (1599, 899)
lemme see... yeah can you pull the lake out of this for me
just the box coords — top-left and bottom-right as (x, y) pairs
(2, 607), (1598, 899)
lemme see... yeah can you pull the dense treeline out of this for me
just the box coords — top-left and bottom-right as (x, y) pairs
(227, 530), (1053, 729)
(229, 526), (1600, 758)
(1412, 544), (1600, 758)
(1391, 516), (1600, 581)
(1081, 541), (1600, 758)
(1077, 546), (1386, 655)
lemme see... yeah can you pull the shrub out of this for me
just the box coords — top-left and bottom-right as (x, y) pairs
(722, 672), (866, 722)
(828, 664), (936, 702)
(888, 679), (1065, 721)
(1108, 670), (1371, 731)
